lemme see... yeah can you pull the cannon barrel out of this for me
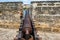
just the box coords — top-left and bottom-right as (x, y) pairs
(14, 9), (39, 40)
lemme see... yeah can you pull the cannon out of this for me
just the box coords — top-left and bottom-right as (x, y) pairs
(14, 9), (40, 40)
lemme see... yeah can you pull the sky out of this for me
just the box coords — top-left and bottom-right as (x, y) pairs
(0, 0), (31, 4)
(0, 0), (59, 4)
(22, 0), (31, 4)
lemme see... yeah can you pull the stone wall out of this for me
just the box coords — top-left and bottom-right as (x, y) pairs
(0, 2), (23, 29)
(31, 1), (60, 32)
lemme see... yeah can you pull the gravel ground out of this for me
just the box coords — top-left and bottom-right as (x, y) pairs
(0, 28), (18, 40)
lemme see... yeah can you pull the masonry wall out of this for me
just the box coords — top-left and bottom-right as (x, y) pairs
(0, 2), (23, 29)
(31, 1), (60, 32)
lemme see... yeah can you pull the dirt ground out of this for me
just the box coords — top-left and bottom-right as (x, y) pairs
(0, 28), (60, 40)
(37, 31), (60, 40)
(0, 28), (18, 40)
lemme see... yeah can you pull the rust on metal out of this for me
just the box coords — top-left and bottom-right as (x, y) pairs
(14, 9), (40, 40)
